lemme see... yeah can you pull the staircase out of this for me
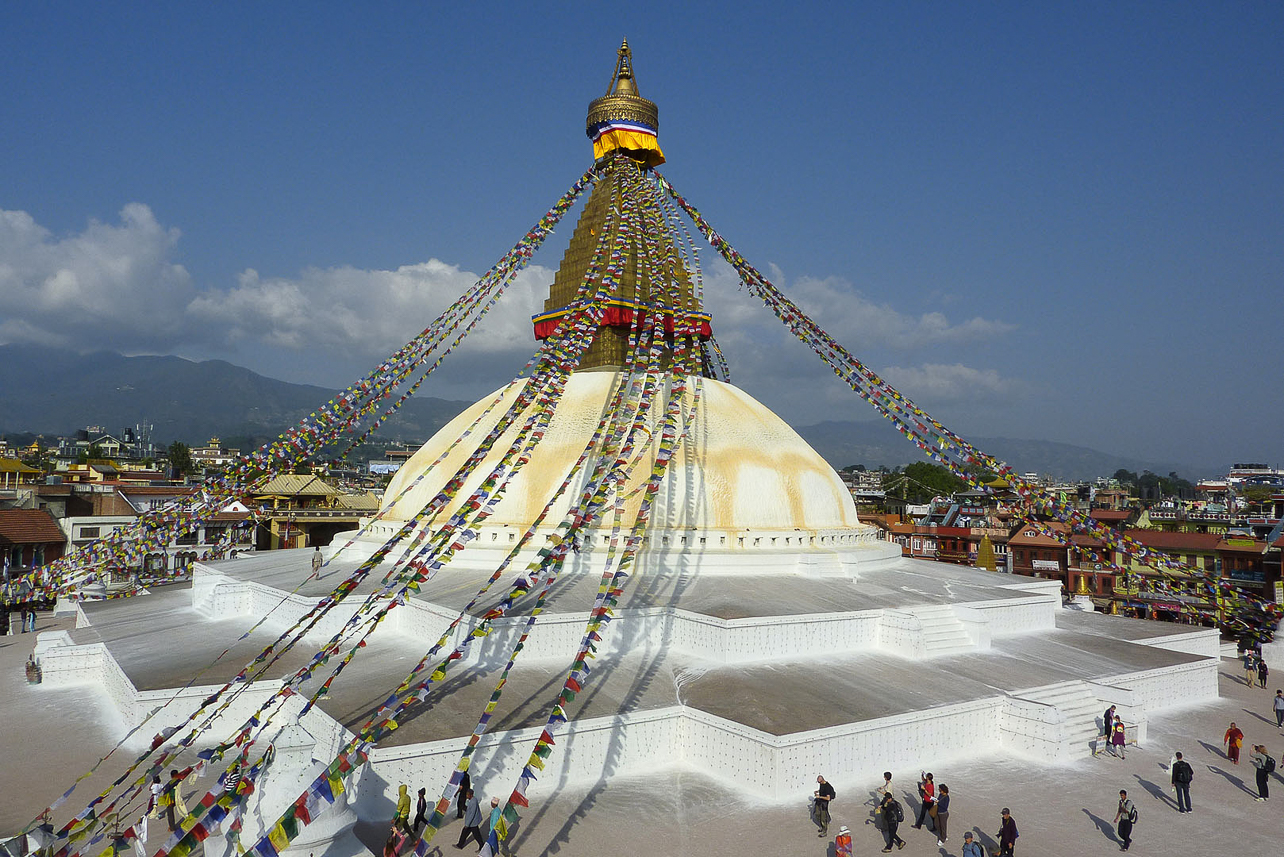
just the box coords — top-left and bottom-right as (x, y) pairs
(907, 604), (976, 657)
(1016, 681), (1102, 758)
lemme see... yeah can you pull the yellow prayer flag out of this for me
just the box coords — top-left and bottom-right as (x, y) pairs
(268, 823), (291, 853)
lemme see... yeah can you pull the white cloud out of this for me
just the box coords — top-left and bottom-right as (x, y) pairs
(0, 204), (195, 351)
(185, 261), (552, 359)
(879, 362), (1016, 402)
(0, 204), (1019, 422)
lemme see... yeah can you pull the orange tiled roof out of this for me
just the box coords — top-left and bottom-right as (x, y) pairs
(0, 510), (65, 545)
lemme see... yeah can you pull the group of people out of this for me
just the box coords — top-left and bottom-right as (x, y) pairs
(386, 771), (506, 856)
(1244, 651), (1270, 688)
(1222, 720), (1278, 801)
(813, 772), (1016, 856)
(1100, 704), (1129, 759)
(1, 602), (39, 634)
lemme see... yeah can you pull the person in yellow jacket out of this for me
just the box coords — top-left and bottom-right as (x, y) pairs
(393, 784), (412, 833)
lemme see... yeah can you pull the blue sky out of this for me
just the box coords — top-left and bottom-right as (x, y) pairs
(2, 3), (1280, 474)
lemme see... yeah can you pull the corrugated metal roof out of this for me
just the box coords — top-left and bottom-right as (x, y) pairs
(254, 474), (340, 497)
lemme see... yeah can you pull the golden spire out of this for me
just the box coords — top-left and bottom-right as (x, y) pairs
(529, 41), (707, 371)
(586, 39), (664, 168)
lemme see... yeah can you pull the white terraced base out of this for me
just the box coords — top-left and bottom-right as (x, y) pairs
(1003, 681), (1114, 761)
(907, 604), (979, 657)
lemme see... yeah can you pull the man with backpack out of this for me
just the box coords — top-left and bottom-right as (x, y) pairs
(1170, 752), (1193, 813)
(879, 792), (906, 852)
(996, 807), (1018, 857)
(813, 775), (836, 837)
(1113, 790), (1136, 851)
(1251, 745), (1274, 801)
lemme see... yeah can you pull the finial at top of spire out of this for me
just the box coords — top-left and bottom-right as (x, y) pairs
(586, 39), (664, 166)
(606, 38), (637, 97)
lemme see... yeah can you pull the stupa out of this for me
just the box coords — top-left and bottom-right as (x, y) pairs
(17, 41), (1224, 857)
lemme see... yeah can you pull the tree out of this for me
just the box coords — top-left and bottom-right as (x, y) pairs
(1241, 486), (1275, 512)
(167, 441), (194, 477)
(883, 462), (965, 504)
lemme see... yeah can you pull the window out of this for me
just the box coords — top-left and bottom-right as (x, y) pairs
(80, 526), (100, 539)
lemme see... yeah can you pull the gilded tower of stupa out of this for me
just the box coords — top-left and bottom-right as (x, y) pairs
(531, 39), (712, 371)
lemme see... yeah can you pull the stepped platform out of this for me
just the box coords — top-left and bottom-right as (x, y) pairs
(34, 547), (1220, 814)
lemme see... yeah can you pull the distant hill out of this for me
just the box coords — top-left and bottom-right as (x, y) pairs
(0, 344), (472, 449)
(792, 419), (1208, 482)
(0, 345), (1207, 480)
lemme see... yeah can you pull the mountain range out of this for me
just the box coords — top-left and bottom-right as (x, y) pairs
(0, 345), (471, 453)
(0, 345), (1208, 480)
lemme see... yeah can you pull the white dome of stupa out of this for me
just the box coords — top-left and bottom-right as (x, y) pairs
(380, 369), (861, 534)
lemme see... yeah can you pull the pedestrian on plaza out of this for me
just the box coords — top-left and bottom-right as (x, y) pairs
(1111, 716), (1127, 759)
(813, 774), (836, 837)
(1102, 704), (1116, 739)
(160, 769), (191, 832)
(933, 784), (950, 845)
(454, 789), (484, 850)
(913, 771), (935, 831)
(1225, 722), (1245, 764)
(393, 784), (411, 833)
(457, 770), (471, 819)
(996, 807), (1018, 857)
(878, 792), (905, 852)
(875, 771), (893, 799)
(1170, 751), (1193, 813)
(412, 787), (428, 835)
(1113, 790), (1136, 851)
(1275, 691), (1284, 728)
(1244, 652), (1258, 686)
(835, 825), (853, 857)
(1250, 745), (1273, 801)
(311, 546), (323, 576)
(147, 775), (163, 816)
(961, 831), (983, 857)
(486, 797), (502, 842)
(222, 762), (242, 796)
(1258, 659), (1270, 689)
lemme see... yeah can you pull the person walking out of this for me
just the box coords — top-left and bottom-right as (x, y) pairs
(813, 775), (836, 837)
(1225, 722), (1245, 764)
(454, 790), (484, 850)
(913, 772), (935, 831)
(1111, 716), (1127, 759)
(486, 797), (502, 847)
(412, 787), (428, 835)
(393, 784), (411, 834)
(875, 771), (893, 799)
(1258, 659), (1270, 689)
(1113, 790), (1135, 851)
(933, 784), (950, 845)
(878, 793), (905, 852)
(1244, 651), (1258, 686)
(1274, 691), (1284, 728)
(1250, 745), (1273, 801)
(996, 808), (1018, 857)
(457, 770), (471, 819)
(1171, 752), (1193, 813)
(961, 831), (983, 857)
